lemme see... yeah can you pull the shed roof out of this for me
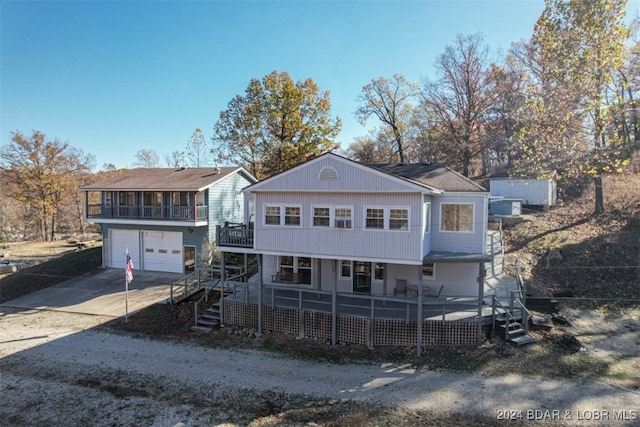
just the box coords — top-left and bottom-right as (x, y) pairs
(81, 167), (253, 192)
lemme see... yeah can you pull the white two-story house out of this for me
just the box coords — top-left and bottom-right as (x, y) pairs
(214, 154), (503, 352)
(218, 153), (490, 298)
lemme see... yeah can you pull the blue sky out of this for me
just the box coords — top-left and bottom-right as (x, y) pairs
(2, 1), (638, 170)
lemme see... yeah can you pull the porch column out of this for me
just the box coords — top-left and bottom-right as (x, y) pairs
(257, 254), (263, 335)
(477, 262), (486, 346)
(220, 251), (226, 327)
(416, 267), (423, 357)
(332, 260), (337, 346)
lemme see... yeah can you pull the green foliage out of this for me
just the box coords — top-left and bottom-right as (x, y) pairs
(213, 70), (342, 179)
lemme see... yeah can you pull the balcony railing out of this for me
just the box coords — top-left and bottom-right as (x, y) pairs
(86, 204), (208, 221)
(216, 224), (254, 248)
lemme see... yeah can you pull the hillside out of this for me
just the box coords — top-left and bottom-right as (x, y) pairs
(502, 172), (640, 302)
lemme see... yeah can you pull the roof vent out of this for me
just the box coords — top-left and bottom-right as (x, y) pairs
(318, 166), (338, 181)
(214, 167), (220, 174)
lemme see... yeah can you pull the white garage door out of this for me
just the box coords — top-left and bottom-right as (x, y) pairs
(142, 230), (183, 273)
(109, 229), (140, 270)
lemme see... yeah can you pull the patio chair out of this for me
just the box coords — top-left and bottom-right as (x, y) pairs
(393, 279), (408, 296)
(424, 284), (444, 297)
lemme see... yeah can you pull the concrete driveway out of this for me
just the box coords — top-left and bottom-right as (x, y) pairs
(0, 269), (185, 317)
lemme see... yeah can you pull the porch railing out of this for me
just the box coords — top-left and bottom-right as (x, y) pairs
(86, 204), (208, 221)
(216, 224), (254, 248)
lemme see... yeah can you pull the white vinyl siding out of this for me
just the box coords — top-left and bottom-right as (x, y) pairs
(254, 193), (423, 263)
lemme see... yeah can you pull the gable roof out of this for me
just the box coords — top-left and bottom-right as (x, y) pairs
(370, 163), (487, 192)
(245, 153), (486, 194)
(81, 167), (256, 192)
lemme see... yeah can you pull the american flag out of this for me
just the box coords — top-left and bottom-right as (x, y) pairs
(126, 253), (134, 283)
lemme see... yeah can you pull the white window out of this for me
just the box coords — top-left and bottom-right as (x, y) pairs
(441, 203), (474, 232)
(313, 207), (330, 227)
(265, 206), (281, 225)
(422, 261), (435, 280)
(389, 209), (409, 230)
(279, 256), (311, 284)
(424, 202), (431, 234)
(284, 207), (301, 225)
(340, 260), (352, 279)
(365, 207), (410, 231)
(312, 206), (353, 229)
(365, 208), (384, 229)
(373, 262), (385, 281)
(265, 205), (301, 226)
(334, 207), (352, 229)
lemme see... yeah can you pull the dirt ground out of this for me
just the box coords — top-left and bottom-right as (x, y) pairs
(1, 306), (639, 427)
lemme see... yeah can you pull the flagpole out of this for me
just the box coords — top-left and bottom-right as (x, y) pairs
(125, 245), (129, 322)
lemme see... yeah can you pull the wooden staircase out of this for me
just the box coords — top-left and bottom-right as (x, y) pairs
(195, 288), (234, 329)
(488, 221), (537, 346)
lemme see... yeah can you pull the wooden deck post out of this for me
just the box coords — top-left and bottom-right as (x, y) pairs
(220, 251), (226, 327)
(332, 260), (337, 346)
(417, 269), (423, 357)
(477, 262), (486, 346)
(257, 254), (263, 335)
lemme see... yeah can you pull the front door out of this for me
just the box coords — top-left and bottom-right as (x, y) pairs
(353, 261), (371, 294)
(184, 245), (196, 273)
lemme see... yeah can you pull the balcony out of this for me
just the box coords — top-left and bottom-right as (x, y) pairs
(216, 224), (254, 248)
(86, 204), (208, 222)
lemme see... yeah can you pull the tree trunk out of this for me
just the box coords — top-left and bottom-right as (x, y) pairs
(594, 175), (604, 215)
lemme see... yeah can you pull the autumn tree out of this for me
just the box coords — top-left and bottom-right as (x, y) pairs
(134, 149), (161, 168)
(185, 128), (214, 167)
(514, 0), (629, 213)
(420, 33), (494, 177)
(355, 74), (418, 163)
(0, 130), (94, 241)
(213, 70), (342, 179)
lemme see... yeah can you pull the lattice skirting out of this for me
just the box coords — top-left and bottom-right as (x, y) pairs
(223, 301), (481, 347)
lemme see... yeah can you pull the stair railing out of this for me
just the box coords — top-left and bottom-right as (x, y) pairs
(194, 278), (221, 325)
(491, 295), (519, 340)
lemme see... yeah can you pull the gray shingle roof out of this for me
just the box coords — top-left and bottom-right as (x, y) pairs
(369, 163), (487, 192)
(81, 167), (243, 191)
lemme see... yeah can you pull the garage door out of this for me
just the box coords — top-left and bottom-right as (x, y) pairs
(142, 230), (183, 273)
(109, 229), (140, 270)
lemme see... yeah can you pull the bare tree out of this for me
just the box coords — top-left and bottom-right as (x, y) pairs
(421, 34), (493, 177)
(185, 128), (214, 167)
(134, 149), (161, 168)
(356, 74), (417, 163)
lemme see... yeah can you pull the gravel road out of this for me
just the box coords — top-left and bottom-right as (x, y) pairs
(1, 307), (639, 426)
